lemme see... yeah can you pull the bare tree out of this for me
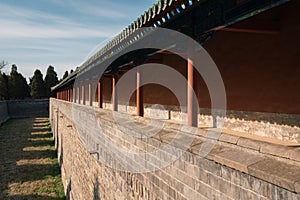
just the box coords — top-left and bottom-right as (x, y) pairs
(0, 60), (8, 71)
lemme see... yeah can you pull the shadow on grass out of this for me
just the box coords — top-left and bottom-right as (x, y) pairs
(4, 194), (65, 200)
(30, 139), (55, 147)
(0, 118), (65, 199)
(31, 127), (51, 133)
(29, 132), (53, 139)
(22, 149), (56, 160)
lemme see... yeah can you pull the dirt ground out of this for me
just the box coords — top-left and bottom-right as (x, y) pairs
(0, 118), (65, 200)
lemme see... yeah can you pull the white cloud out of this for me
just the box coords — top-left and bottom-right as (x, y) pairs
(0, 0), (157, 78)
(0, 2), (124, 39)
(0, 18), (120, 39)
(67, 1), (127, 19)
(0, 3), (68, 23)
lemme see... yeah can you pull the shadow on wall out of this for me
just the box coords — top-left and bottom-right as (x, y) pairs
(66, 179), (72, 200)
(94, 175), (101, 200)
(0, 101), (9, 125)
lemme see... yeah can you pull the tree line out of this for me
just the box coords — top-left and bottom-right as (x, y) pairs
(0, 61), (71, 100)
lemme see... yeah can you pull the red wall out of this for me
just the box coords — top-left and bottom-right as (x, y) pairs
(203, 0), (300, 114)
(102, 1), (300, 114)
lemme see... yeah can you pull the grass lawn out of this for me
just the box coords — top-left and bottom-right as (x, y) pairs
(0, 118), (65, 200)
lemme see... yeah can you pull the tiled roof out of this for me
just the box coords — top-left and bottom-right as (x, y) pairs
(52, 0), (289, 91)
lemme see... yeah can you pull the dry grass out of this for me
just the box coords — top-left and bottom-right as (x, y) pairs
(0, 118), (65, 200)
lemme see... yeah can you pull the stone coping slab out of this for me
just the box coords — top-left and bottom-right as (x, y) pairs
(248, 159), (300, 193)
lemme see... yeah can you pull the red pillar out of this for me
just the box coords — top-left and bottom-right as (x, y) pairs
(71, 87), (73, 102)
(187, 58), (198, 127)
(88, 82), (92, 106)
(78, 87), (80, 104)
(112, 75), (118, 111)
(98, 80), (103, 108)
(68, 88), (71, 102)
(73, 87), (75, 102)
(82, 84), (85, 105)
(136, 68), (144, 116)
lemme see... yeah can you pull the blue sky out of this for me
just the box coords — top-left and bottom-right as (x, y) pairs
(0, 0), (157, 80)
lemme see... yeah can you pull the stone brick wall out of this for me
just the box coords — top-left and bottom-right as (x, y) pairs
(0, 100), (49, 126)
(51, 98), (300, 200)
(0, 101), (9, 125)
(7, 99), (49, 118)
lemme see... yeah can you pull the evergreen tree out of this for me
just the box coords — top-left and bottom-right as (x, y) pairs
(21, 76), (30, 98)
(8, 64), (19, 98)
(30, 69), (46, 99)
(0, 72), (9, 100)
(44, 65), (59, 97)
(8, 64), (30, 99)
(62, 71), (69, 79)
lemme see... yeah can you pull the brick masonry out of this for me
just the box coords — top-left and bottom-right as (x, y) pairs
(51, 98), (300, 200)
